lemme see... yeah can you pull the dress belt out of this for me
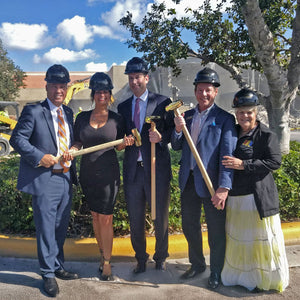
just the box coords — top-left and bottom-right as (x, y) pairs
(137, 161), (144, 167)
(52, 168), (69, 174)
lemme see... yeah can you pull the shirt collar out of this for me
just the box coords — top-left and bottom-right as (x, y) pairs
(47, 98), (63, 113)
(134, 89), (148, 103)
(194, 103), (215, 116)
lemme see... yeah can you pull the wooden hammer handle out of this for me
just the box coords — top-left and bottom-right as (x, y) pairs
(174, 108), (215, 197)
(150, 122), (156, 220)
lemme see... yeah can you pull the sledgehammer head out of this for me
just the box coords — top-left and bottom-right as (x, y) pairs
(145, 116), (161, 124)
(165, 100), (183, 112)
(131, 128), (142, 147)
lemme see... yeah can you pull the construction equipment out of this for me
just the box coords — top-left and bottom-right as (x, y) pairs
(0, 77), (89, 157)
(64, 77), (91, 106)
(0, 101), (20, 156)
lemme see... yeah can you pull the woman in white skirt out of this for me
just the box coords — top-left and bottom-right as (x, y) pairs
(221, 88), (289, 292)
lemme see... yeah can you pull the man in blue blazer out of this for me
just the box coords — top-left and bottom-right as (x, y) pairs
(118, 57), (174, 273)
(10, 65), (78, 297)
(171, 67), (237, 289)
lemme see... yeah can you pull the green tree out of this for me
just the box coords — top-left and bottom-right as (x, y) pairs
(0, 39), (26, 102)
(120, 0), (299, 154)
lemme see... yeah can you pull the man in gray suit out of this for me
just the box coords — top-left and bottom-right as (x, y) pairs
(118, 57), (174, 273)
(10, 65), (78, 297)
(171, 67), (237, 289)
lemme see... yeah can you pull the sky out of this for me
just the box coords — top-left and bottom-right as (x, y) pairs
(0, 0), (215, 73)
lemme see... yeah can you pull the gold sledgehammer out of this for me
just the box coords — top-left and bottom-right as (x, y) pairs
(38, 129), (141, 166)
(166, 100), (215, 198)
(145, 116), (161, 220)
(69, 129), (141, 158)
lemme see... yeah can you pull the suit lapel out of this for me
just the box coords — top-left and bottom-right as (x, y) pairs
(140, 92), (157, 134)
(63, 105), (74, 144)
(198, 105), (218, 144)
(145, 92), (157, 118)
(41, 100), (57, 148)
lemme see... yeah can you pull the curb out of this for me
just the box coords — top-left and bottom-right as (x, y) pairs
(1, 222), (299, 262)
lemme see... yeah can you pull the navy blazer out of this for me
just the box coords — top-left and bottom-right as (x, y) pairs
(10, 100), (77, 196)
(117, 91), (174, 184)
(171, 104), (237, 198)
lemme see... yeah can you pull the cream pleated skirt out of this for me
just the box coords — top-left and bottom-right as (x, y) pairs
(221, 194), (289, 292)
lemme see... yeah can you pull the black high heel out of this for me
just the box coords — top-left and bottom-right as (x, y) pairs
(100, 259), (113, 281)
(98, 249), (104, 274)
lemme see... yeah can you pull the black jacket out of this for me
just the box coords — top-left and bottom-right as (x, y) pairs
(229, 121), (281, 219)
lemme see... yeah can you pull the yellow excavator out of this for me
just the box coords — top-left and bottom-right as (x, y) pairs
(0, 77), (90, 156)
(0, 101), (19, 156)
(64, 77), (90, 106)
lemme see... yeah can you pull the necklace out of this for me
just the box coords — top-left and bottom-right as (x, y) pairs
(90, 110), (108, 129)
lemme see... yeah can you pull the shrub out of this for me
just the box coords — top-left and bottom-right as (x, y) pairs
(273, 141), (300, 221)
(1, 142), (299, 237)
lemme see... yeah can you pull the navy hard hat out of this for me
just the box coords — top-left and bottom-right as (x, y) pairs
(45, 64), (70, 84)
(193, 67), (220, 87)
(232, 88), (260, 108)
(89, 72), (114, 91)
(124, 57), (149, 74)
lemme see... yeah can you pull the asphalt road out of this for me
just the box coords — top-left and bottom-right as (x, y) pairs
(291, 130), (300, 142)
(0, 245), (299, 300)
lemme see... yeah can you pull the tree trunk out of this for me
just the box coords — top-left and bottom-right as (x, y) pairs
(266, 99), (290, 155)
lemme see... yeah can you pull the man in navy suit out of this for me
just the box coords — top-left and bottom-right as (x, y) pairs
(171, 67), (237, 289)
(10, 64), (78, 297)
(118, 57), (174, 273)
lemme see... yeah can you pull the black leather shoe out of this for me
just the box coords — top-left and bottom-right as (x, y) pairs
(133, 262), (146, 274)
(180, 265), (206, 280)
(208, 272), (221, 289)
(155, 261), (166, 271)
(55, 269), (79, 280)
(43, 277), (59, 297)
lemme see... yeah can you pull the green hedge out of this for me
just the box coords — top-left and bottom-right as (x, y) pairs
(0, 143), (299, 237)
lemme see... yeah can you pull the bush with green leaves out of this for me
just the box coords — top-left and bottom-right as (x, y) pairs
(0, 143), (299, 237)
(274, 141), (300, 221)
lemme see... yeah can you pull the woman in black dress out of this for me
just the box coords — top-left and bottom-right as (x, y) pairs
(66, 72), (134, 280)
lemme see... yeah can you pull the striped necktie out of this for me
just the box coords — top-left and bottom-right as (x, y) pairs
(57, 107), (70, 170)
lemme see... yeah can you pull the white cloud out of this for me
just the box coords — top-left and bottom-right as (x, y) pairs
(56, 16), (94, 49)
(33, 47), (96, 64)
(92, 25), (120, 39)
(101, 0), (147, 32)
(0, 22), (53, 50)
(85, 62), (109, 72)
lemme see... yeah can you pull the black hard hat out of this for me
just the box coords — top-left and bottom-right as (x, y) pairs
(124, 57), (149, 74)
(232, 88), (259, 108)
(45, 64), (70, 83)
(89, 72), (114, 91)
(193, 67), (220, 87)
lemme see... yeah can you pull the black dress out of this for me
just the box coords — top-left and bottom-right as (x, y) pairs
(74, 110), (125, 214)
